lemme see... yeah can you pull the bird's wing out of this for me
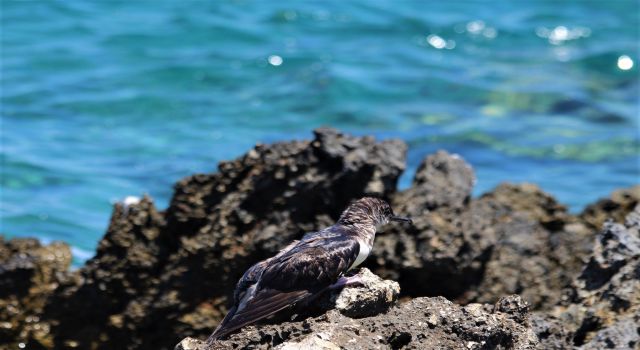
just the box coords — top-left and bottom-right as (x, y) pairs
(259, 234), (360, 292)
(233, 240), (300, 303)
(208, 235), (360, 341)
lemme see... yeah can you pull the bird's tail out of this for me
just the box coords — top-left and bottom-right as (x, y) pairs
(206, 305), (238, 343)
(206, 289), (311, 344)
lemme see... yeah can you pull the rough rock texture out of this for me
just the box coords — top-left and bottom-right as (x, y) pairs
(371, 151), (488, 298)
(462, 184), (595, 310)
(314, 268), (400, 319)
(529, 313), (573, 350)
(42, 128), (407, 350)
(558, 206), (640, 349)
(0, 237), (72, 349)
(1, 128), (639, 350)
(183, 295), (536, 350)
(580, 185), (640, 230)
(371, 153), (594, 311)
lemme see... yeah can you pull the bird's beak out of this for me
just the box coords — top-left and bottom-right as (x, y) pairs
(390, 216), (412, 224)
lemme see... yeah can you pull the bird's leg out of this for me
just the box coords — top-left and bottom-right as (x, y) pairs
(329, 275), (363, 289)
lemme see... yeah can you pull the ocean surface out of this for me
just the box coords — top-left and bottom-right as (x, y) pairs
(1, 1), (639, 264)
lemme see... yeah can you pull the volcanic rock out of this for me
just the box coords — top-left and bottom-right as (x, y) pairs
(580, 185), (640, 230)
(317, 268), (400, 319)
(0, 237), (72, 349)
(372, 157), (594, 311)
(191, 294), (536, 350)
(529, 313), (573, 349)
(557, 205), (640, 349)
(370, 151), (488, 298)
(42, 128), (407, 350)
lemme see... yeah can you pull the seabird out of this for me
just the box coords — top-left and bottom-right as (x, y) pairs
(206, 197), (411, 342)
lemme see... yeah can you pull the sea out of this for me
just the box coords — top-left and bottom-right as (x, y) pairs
(1, 1), (638, 265)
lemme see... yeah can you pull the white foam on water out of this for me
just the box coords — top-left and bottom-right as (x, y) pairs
(122, 195), (141, 207)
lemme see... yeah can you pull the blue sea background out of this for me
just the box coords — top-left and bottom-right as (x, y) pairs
(1, 1), (639, 264)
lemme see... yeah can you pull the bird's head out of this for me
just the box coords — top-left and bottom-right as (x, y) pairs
(338, 197), (412, 229)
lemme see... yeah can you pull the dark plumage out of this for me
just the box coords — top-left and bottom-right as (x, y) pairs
(206, 197), (411, 342)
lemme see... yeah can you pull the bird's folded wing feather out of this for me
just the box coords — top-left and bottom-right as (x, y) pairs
(260, 234), (360, 291)
(208, 233), (359, 341)
(233, 240), (300, 303)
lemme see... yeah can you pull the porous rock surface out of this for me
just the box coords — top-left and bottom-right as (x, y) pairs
(0, 237), (72, 349)
(182, 294), (536, 350)
(318, 268), (400, 319)
(554, 206), (640, 349)
(580, 186), (640, 230)
(371, 155), (594, 311)
(0, 128), (638, 350)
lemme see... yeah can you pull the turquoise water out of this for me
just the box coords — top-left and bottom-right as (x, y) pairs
(1, 1), (639, 264)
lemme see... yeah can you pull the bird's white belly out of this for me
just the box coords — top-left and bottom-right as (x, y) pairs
(350, 239), (371, 270)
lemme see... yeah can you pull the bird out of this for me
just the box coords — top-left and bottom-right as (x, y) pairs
(206, 197), (411, 342)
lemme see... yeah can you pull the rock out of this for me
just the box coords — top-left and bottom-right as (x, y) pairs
(42, 195), (167, 349)
(371, 151), (488, 298)
(42, 128), (407, 350)
(577, 209), (640, 297)
(529, 313), (573, 350)
(0, 237), (72, 349)
(175, 337), (206, 350)
(579, 316), (639, 350)
(469, 186), (639, 315)
(201, 296), (537, 350)
(554, 205), (640, 349)
(456, 183), (598, 310)
(468, 212), (556, 309)
(467, 215), (579, 310)
(374, 172), (593, 311)
(494, 295), (529, 323)
(580, 185), (640, 230)
(406, 150), (475, 210)
(329, 268), (400, 318)
(275, 334), (341, 350)
(476, 182), (571, 231)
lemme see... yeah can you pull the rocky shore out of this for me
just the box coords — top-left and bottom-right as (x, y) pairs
(1, 128), (638, 350)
